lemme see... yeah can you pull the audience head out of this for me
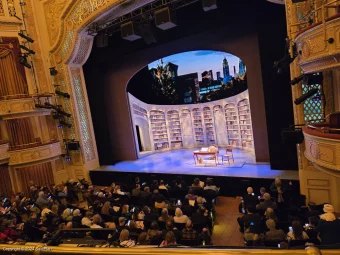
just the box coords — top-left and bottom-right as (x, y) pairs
(185, 220), (193, 229)
(92, 214), (102, 225)
(51, 204), (58, 214)
(266, 219), (276, 229)
(305, 246), (323, 255)
(274, 178), (282, 187)
(120, 229), (129, 242)
(153, 189), (159, 194)
(160, 180), (165, 185)
(309, 216), (319, 227)
(196, 196), (204, 204)
(142, 206), (150, 214)
(144, 186), (150, 193)
(38, 191), (45, 198)
(188, 189), (193, 195)
(129, 220), (136, 229)
(135, 184), (140, 190)
(138, 232), (149, 244)
(73, 209), (81, 216)
(106, 222), (116, 230)
(260, 187), (266, 194)
(165, 231), (176, 244)
(62, 208), (71, 219)
(247, 206), (256, 214)
(88, 185), (94, 191)
(292, 221), (304, 240)
(175, 208), (183, 217)
(247, 187), (253, 194)
(323, 204), (334, 213)
(85, 211), (93, 218)
(161, 208), (169, 219)
(263, 193), (271, 200)
(165, 220), (173, 230)
(193, 178), (200, 186)
(265, 208), (276, 220)
(135, 177), (140, 183)
(307, 202), (317, 211)
(98, 192), (104, 198)
(122, 204), (129, 214)
(65, 222), (73, 229)
(206, 178), (213, 186)
(150, 221), (159, 230)
(118, 217), (125, 226)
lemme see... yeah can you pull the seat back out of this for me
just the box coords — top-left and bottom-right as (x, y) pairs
(174, 222), (186, 231)
(289, 239), (310, 247)
(226, 146), (233, 154)
(263, 239), (284, 247)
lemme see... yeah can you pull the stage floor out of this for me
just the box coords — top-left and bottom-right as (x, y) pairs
(97, 148), (299, 180)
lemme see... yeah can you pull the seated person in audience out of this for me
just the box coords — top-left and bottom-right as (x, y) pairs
(259, 187), (266, 200)
(121, 204), (131, 219)
(140, 186), (153, 205)
(62, 208), (73, 222)
(270, 178), (285, 203)
(243, 222), (262, 246)
(243, 187), (258, 210)
(71, 209), (82, 227)
(203, 178), (219, 192)
(119, 229), (135, 247)
(117, 217), (128, 232)
(137, 232), (150, 245)
(257, 193), (277, 211)
(162, 221), (181, 241)
(287, 221), (309, 240)
(101, 201), (115, 216)
(192, 178), (203, 189)
(128, 220), (142, 235)
(196, 197), (206, 207)
(143, 206), (158, 222)
(181, 199), (193, 217)
(158, 180), (168, 190)
(160, 231), (177, 246)
(105, 222), (119, 242)
(279, 242), (289, 249)
(36, 191), (52, 209)
(158, 208), (173, 223)
(81, 211), (93, 227)
(263, 208), (278, 222)
(113, 185), (126, 195)
(185, 189), (198, 201)
(152, 190), (166, 205)
(151, 180), (159, 191)
(237, 205), (261, 232)
(147, 221), (162, 240)
(192, 206), (209, 227)
(316, 204), (340, 245)
(131, 184), (141, 197)
(305, 216), (319, 240)
(264, 219), (286, 241)
(182, 220), (197, 240)
(174, 208), (189, 224)
(28, 212), (40, 227)
(90, 214), (103, 228)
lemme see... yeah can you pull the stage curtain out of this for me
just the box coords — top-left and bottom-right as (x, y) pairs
(6, 118), (36, 146)
(16, 162), (54, 196)
(0, 166), (13, 197)
(0, 47), (28, 96)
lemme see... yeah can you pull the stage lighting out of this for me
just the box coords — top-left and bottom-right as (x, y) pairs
(19, 56), (31, 69)
(20, 45), (35, 55)
(49, 67), (58, 76)
(65, 157), (71, 162)
(44, 102), (58, 110)
(290, 74), (304, 86)
(57, 109), (71, 118)
(59, 120), (72, 128)
(55, 90), (71, 98)
(58, 124), (63, 129)
(294, 88), (319, 105)
(18, 31), (34, 43)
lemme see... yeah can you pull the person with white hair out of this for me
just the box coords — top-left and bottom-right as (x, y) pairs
(174, 208), (189, 223)
(242, 187), (258, 210)
(36, 191), (51, 209)
(72, 209), (82, 227)
(316, 204), (340, 245)
(256, 193), (277, 211)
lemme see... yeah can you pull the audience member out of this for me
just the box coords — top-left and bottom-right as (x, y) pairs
(158, 208), (173, 223)
(237, 206), (261, 232)
(316, 204), (340, 245)
(36, 191), (51, 209)
(162, 221), (181, 241)
(160, 231), (177, 246)
(174, 208), (189, 223)
(147, 221), (162, 240)
(259, 187), (266, 200)
(185, 189), (198, 201)
(287, 221), (309, 240)
(62, 208), (73, 222)
(204, 179), (219, 192)
(181, 220), (197, 240)
(243, 187), (258, 210)
(81, 211), (93, 227)
(158, 180), (168, 190)
(131, 184), (141, 197)
(264, 219), (286, 241)
(264, 208), (278, 222)
(256, 193), (277, 211)
(137, 232), (150, 245)
(119, 229), (135, 247)
(305, 216), (319, 240)
(90, 214), (103, 228)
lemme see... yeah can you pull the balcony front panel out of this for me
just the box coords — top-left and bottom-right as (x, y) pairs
(295, 16), (340, 73)
(8, 141), (61, 166)
(0, 141), (9, 164)
(304, 131), (340, 173)
(0, 97), (52, 120)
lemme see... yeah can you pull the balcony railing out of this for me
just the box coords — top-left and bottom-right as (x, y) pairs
(0, 93), (53, 101)
(9, 139), (59, 151)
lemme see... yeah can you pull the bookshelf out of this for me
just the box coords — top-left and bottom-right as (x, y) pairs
(192, 108), (205, 145)
(132, 103), (148, 119)
(150, 110), (169, 151)
(237, 99), (253, 149)
(203, 106), (215, 145)
(167, 110), (182, 149)
(225, 103), (240, 147)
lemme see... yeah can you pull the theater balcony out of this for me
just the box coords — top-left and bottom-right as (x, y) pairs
(303, 123), (340, 177)
(0, 94), (53, 120)
(0, 140), (9, 164)
(294, 2), (340, 73)
(8, 139), (62, 166)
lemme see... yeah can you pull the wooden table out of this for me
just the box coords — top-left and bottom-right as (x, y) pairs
(193, 151), (219, 166)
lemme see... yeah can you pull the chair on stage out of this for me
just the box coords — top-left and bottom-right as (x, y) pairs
(221, 146), (234, 165)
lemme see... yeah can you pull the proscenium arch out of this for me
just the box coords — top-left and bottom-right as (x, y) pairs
(51, 0), (270, 163)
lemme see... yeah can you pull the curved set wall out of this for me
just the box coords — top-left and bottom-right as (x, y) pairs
(128, 90), (254, 159)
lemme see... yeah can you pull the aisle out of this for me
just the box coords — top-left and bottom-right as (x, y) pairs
(211, 196), (244, 246)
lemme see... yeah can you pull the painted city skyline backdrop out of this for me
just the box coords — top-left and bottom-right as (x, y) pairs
(148, 50), (243, 81)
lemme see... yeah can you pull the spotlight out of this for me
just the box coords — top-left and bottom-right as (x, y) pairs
(49, 67), (58, 76)
(55, 90), (71, 98)
(44, 102), (58, 110)
(66, 157), (71, 162)
(20, 45), (35, 55)
(59, 120), (72, 128)
(294, 88), (319, 105)
(19, 55), (31, 69)
(290, 74), (304, 86)
(274, 40), (297, 74)
(18, 31), (34, 43)
(58, 124), (63, 129)
(56, 109), (71, 118)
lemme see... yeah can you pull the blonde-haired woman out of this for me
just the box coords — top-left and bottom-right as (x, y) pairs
(101, 201), (113, 216)
(62, 208), (73, 221)
(174, 208), (189, 223)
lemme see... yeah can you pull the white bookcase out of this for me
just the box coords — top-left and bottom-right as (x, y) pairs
(203, 106), (215, 145)
(167, 110), (182, 149)
(150, 110), (169, 151)
(225, 103), (240, 147)
(192, 108), (205, 146)
(238, 99), (253, 149)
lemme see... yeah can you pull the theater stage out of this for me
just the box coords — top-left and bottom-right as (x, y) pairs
(94, 148), (298, 180)
(90, 149), (299, 197)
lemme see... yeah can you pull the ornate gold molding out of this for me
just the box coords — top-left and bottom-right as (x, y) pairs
(8, 141), (62, 166)
(0, 142), (10, 164)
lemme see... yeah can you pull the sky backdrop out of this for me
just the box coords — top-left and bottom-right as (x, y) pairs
(148, 50), (242, 81)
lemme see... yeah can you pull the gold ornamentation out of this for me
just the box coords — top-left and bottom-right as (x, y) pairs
(55, 53), (62, 64)
(302, 42), (310, 58)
